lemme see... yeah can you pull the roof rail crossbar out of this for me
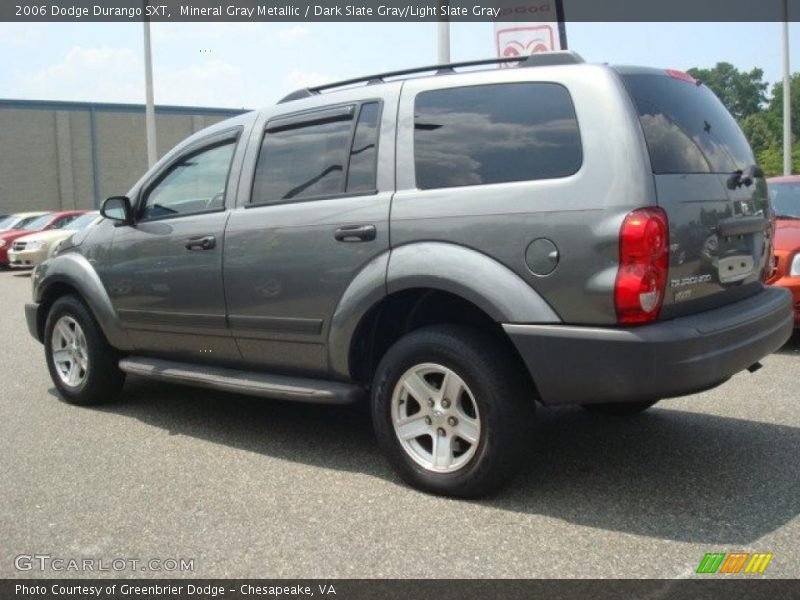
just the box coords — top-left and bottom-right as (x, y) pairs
(277, 51), (584, 104)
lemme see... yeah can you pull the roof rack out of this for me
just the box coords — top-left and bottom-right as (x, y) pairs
(278, 51), (585, 104)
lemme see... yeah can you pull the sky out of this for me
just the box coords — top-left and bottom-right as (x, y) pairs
(0, 21), (797, 110)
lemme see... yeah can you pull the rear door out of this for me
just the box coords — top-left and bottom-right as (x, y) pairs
(619, 69), (770, 318)
(223, 95), (395, 377)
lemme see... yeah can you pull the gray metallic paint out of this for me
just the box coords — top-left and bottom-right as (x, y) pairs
(26, 61), (791, 407)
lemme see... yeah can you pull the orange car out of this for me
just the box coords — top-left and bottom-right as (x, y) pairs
(767, 176), (800, 326)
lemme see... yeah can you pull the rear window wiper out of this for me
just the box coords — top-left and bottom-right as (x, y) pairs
(727, 164), (764, 190)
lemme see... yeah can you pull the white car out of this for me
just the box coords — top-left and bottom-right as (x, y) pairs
(8, 211), (103, 269)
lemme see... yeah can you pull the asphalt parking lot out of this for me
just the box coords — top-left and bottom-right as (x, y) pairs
(1, 268), (798, 579)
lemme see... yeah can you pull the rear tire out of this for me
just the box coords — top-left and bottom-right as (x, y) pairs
(44, 295), (125, 406)
(581, 400), (659, 416)
(371, 325), (535, 498)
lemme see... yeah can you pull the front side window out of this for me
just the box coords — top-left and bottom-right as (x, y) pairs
(141, 140), (236, 220)
(414, 83), (582, 190)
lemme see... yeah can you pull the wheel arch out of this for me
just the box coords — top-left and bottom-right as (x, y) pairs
(33, 253), (133, 351)
(328, 242), (560, 385)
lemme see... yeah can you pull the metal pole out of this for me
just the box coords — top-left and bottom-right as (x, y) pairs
(782, 0), (791, 175)
(143, 17), (157, 168)
(437, 0), (450, 64)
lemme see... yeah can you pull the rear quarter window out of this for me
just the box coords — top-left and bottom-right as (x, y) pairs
(413, 83), (582, 190)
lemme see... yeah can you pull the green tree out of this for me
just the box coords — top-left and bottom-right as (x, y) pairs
(740, 112), (777, 156)
(764, 73), (800, 141)
(756, 141), (800, 176)
(687, 62), (768, 120)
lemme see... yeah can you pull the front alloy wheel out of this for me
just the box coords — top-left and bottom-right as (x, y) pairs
(50, 316), (89, 388)
(44, 294), (125, 406)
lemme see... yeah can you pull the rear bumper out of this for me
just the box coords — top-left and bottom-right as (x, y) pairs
(504, 286), (794, 406)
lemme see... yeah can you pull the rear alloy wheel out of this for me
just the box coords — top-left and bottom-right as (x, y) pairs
(581, 400), (659, 416)
(391, 363), (481, 474)
(371, 325), (535, 498)
(44, 295), (125, 406)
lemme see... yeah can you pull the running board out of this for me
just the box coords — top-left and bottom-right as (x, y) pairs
(119, 357), (363, 405)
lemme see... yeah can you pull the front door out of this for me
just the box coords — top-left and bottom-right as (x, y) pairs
(103, 128), (244, 362)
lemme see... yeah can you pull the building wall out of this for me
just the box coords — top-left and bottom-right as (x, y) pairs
(0, 100), (244, 214)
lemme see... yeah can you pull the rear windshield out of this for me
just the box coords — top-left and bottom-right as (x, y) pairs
(621, 73), (755, 175)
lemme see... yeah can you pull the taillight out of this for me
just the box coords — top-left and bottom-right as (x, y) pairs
(615, 207), (669, 325)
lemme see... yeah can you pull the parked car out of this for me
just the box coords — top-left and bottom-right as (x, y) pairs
(0, 211), (85, 268)
(766, 176), (800, 326)
(8, 211), (102, 269)
(0, 211), (48, 233)
(25, 53), (793, 497)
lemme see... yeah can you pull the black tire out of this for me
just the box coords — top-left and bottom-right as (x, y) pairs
(44, 295), (125, 406)
(581, 400), (659, 416)
(371, 325), (535, 498)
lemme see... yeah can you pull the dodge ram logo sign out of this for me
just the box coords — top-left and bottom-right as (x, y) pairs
(493, 2), (564, 67)
(495, 24), (556, 61)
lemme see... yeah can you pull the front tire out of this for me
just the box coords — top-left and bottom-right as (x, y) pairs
(371, 325), (535, 498)
(44, 295), (125, 406)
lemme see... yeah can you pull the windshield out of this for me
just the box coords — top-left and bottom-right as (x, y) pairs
(769, 182), (800, 218)
(621, 73), (755, 174)
(0, 216), (17, 230)
(65, 212), (99, 230)
(13, 216), (42, 230)
(22, 214), (53, 230)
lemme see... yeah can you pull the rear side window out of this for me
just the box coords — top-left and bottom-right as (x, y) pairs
(413, 83), (582, 190)
(252, 102), (381, 205)
(621, 73), (755, 174)
(346, 103), (381, 192)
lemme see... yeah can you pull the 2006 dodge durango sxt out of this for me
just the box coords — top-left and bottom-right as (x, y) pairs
(25, 52), (794, 497)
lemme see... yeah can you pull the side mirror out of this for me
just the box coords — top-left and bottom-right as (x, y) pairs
(101, 196), (133, 225)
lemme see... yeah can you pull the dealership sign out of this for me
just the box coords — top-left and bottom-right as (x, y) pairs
(494, 2), (566, 65)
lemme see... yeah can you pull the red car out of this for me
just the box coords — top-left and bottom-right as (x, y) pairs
(767, 176), (800, 326)
(0, 211), (86, 267)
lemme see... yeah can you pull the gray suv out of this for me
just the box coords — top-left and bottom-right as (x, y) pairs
(25, 52), (794, 497)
